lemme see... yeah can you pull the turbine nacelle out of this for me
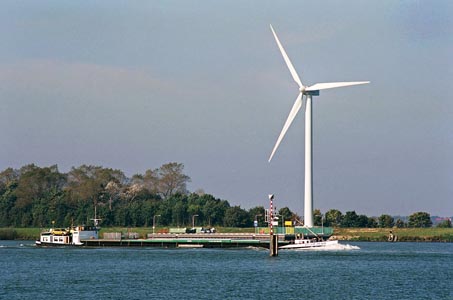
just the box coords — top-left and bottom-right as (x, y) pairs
(299, 86), (319, 96)
(303, 89), (319, 96)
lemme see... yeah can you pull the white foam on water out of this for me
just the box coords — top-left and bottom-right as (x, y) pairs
(292, 243), (360, 251)
(246, 246), (267, 251)
(327, 243), (360, 251)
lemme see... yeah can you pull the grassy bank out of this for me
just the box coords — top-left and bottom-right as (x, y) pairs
(332, 228), (453, 242)
(0, 228), (42, 240)
(3, 227), (453, 242)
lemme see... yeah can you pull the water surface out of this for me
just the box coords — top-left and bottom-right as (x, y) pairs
(1, 241), (452, 299)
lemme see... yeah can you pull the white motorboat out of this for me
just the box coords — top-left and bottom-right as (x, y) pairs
(279, 238), (339, 250)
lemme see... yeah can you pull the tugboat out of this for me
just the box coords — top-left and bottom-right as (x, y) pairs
(36, 212), (101, 247)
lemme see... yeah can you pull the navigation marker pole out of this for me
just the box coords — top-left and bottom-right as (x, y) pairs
(269, 194), (278, 256)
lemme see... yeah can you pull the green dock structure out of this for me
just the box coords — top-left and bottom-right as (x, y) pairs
(257, 226), (334, 238)
(83, 233), (290, 249)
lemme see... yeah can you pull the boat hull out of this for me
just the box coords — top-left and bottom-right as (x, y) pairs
(279, 239), (339, 250)
(35, 240), (83, 247)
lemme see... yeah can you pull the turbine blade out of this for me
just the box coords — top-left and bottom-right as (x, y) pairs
(269, 93), (303, 162)
(305, 81), (369, 91)
(270, 24), (303, 88)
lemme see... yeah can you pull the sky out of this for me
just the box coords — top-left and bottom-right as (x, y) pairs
(1, 1), (452, 217)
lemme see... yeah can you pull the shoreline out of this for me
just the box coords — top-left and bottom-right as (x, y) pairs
(332, 227), (453, 242)
(2, 227), (453, 243)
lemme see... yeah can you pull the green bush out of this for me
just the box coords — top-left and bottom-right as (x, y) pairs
(0, 228), (17, 240)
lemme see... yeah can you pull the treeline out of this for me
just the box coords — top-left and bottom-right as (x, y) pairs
(0, 163), (269, 228)
(316, 209), (451, 229)
(0, 163), (450, 229)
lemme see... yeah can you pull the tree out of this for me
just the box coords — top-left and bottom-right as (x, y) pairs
(223, 206), (250, 227)
(142, 170), (159, 195)
(313, 209), (322, 226)
(169, 195), (188, 226)
(144, 162), (191, 199)
(408, 212), (432, 228)
(201, 195), (223, 226)
(104, 181), (120, 210)
(13, 164), (67, 226)
(15, 164), (66, 208)
(395, 218), (406, 228)
(66, 165), (126, 223)
(0, 168), (19, 226)
(324, 209), (343, 227)
(187, 193), (203, 217)
(366, 216), (378, 228)
(278, 207), (293, 224)
(122, 183), (144, 204)
(0, 168), (19, 194)
(436, 219), (452, 228)
(248, 206), (265, 226)
(338, 211), (376, 228)
(356, 214), (370, 227)
(0, 181), (17, 226)
(341, 211), (359, 227)
(0, 163), (197, 227)
(209, 198), (230, 226)
(141, 199), (161, 227)
(378, 214), (394, 228)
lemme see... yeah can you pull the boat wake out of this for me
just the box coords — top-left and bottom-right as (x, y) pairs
(246, 246), (267, 251)
(0, 243), (31, 248)
(292, 243), (360, 251)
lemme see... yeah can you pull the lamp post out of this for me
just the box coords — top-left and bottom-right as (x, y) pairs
(321, 214), (324, 235)
(153, 215), (161, 235)
(192, 214), (199, 228)
(254, 214), (262, 234)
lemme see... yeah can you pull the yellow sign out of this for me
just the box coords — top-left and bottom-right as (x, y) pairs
(285, 227), (294, 234)
(285, 221), (293, 227)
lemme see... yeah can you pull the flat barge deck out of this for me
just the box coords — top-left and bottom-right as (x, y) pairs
(83, 233), (290, 249)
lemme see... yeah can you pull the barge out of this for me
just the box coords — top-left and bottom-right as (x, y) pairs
(83, 233), (288, 249)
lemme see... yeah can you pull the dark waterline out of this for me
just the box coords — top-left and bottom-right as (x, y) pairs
(1, 241), (452, 300)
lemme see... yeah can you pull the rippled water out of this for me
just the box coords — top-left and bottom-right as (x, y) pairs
(1, 241), (452, 299)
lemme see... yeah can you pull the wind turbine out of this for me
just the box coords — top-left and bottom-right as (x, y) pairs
(268, 25), (369, 228)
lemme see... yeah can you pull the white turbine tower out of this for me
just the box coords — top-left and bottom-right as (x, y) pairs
(268, 25), (369, 228)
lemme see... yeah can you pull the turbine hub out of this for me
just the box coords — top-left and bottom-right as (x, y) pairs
(299, 86), (306, 94)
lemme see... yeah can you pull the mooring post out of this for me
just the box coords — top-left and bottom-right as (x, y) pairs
(269, 194), (278, 256)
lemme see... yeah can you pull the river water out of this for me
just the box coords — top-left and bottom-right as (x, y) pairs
(1, 240), (452, 299)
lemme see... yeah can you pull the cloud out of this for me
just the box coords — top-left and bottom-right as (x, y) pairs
(0, 59), (170, 101)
